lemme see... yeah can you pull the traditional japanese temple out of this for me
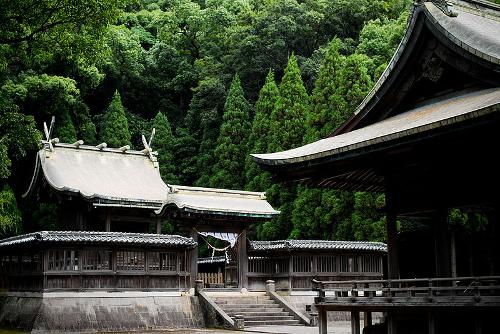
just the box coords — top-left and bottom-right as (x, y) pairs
(253, 0), (500, 333)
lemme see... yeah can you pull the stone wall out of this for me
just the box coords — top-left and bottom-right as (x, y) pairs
(0, 291), (204, 332)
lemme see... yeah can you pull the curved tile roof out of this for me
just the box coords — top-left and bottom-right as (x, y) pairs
(249, 240), (387, 253)
(0, 231), (197, 248)
(253, 88), (500, 166)
(24, 143), (169, 208)
(157, 185), (280, 218)
(23, 143), (279, 218)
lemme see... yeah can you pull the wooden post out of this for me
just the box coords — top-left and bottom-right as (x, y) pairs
(433, 210), (451, 278)
(105, 212), (111, 232)
(450, 228), (457, 279)
(156, 218), (162, 234)
(387, 313), (397, 334)
(189, 229), (198, 288)
(364, 312), (372, 328)
(318, 308), (327, 334)
(386, 210), (399, 279)
(238, 229), (248, 288)
(351, 311), (360, 334)
(428, 311), (436, 334)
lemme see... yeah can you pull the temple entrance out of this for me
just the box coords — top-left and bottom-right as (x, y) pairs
(195, 231), (243, 288)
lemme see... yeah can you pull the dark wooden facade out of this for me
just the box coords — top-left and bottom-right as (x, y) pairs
(247, 240), (386, 290)
(0, 231), (195, 291)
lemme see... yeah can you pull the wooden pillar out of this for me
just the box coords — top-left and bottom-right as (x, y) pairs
(105, 212), (111, 232)
(433, 210), (451, 278)
(189, 229), (198, 288)
(428, 311), (436, 334)
(238, 229), (248, 288)
(319, 308), (327, 334)
(387, 313), (397, 334)
(450, 228), (457, 279)
(364, 311), (372, 328)
(156, 218), (162, 234)
(387, 210), (400, 279)
(351, 311), (360, 334)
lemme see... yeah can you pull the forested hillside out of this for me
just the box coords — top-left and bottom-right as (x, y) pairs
(0, 0), (413, 240)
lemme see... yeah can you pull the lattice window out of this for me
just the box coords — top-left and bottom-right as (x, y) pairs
(80, 250), (111, 270)
(116, 250), (145, 271)
(293, 255), (313, 273)
(47, 250), (79, 271)
(360, 255), (381, 273)
(148, 252), (177, 271)
(317, 255), (337, 273)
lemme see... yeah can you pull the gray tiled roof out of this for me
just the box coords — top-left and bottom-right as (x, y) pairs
(157, 185), (280, 218)
(249, 240), (387, 253)
(24, 143), (169, 208)
(0, 231), (197, 249)
(24, 144), (279, 218)
(252, 88), (500, 166)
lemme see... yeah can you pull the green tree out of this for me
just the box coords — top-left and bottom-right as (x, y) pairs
(305, 38), (345, 143)
(269, 53), (310, 151)
(99, 90), (131, 147)
(245, 70), (279, 192)
(209, 74), (251, 189)
(56, 109), (77, 143)
(0, 185), (22, 236)
(152, 111), (178, 184)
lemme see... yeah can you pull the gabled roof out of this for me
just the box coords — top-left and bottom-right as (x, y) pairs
(24, 143), (169, 209)
(156, 185), (280, 219)
(0, 231), (197, 249)
(249, 240), (387, 253)
(24, 142), (279, 218)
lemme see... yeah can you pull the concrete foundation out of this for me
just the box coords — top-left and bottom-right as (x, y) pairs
(0, 291), (204, 332)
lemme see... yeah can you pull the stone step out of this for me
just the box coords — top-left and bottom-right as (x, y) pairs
(225, 307), (284, 314)
(239, 315), (295, 321)
(244, 319), (301, 326)
(221, 303), (281, 309)
(225, 311), (288, 317)
(214, 298), (274, 305)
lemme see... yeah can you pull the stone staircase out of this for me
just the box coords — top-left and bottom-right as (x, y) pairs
(212, 295), (302, 326)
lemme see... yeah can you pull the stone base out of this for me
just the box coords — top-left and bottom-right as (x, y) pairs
(0, 291), (204, 332)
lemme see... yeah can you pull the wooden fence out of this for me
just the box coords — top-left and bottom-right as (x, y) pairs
(247, 253), (384, 290)
(197, 272), (224, 286)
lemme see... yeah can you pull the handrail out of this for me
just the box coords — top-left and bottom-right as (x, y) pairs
(312, 276), (500, 287)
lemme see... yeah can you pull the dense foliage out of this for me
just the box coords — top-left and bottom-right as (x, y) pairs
(0, 0), (416, 240)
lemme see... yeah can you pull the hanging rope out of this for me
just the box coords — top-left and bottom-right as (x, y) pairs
(194, 228), (245, 262)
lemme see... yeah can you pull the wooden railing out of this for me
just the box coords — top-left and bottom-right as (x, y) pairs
(312, 276), (500, 307)
(197, 272), (224, 286)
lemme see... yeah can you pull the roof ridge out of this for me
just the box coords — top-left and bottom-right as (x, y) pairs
(168, 184), (266, 199)
(47, 142), (151, 157)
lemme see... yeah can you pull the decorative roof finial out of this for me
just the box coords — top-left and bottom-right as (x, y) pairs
(429, 0), (458, 17)
(142, 128), (158, 164)
(43, 116), (57, 151)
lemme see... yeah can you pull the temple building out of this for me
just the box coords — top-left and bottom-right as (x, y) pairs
(0, 129), (386, 331)
(253, 0), (500, 333)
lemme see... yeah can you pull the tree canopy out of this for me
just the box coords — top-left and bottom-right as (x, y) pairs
(0, 0), (418, 241)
